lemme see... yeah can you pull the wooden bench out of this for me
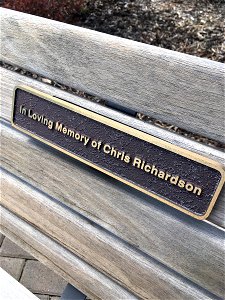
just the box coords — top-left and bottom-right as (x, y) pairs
(1, 8), (225, 299)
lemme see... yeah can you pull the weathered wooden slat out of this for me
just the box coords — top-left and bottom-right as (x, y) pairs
(1, 121), (225, 298)
(2, 170), (221, 300)
(0, 208), (137, 300)
(1, 67), (224, 228)
(1, 8), (224, 143)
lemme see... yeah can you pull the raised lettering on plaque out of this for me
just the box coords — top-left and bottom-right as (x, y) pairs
(12, 86), (225, 220)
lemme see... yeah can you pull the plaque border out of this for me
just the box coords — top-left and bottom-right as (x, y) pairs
(11, 85), (225, 220)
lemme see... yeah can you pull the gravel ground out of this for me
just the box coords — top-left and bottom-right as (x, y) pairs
(74, 0), (225, 62)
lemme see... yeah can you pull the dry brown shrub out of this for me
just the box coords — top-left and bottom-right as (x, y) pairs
(2, 0), (86, 22)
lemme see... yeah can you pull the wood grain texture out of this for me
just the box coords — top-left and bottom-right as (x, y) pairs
(1, 67), (224, 228)
(1, 8), (225, 143)
(0, 268), (39, 300)
(1, 121), (225, 298)
(0, 208), (137, 300)
(2, 170), (221, 300)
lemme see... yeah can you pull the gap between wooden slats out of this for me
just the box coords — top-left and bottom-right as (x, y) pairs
(0, 208), (137, 300)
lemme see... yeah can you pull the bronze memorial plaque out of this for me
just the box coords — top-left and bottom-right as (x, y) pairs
(12, 86), (224, 220)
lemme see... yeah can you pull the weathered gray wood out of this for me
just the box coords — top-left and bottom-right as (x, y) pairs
(1, 8), (225, 143)
(2, 170), (221, 300)
(0, 208), (137, 300)
(1, 122), (225, 298)
(0, 268), (39, 300)
(1, 67), (224, 228)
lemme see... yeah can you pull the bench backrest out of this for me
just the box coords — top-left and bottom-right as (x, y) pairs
(1, 8), (224, 300)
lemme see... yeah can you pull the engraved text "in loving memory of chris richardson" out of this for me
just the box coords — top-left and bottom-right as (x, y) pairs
(19, 104), (203, 196)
